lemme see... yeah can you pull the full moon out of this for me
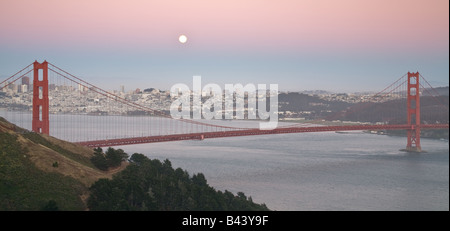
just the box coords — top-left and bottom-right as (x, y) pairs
(178, 35), (187, 44)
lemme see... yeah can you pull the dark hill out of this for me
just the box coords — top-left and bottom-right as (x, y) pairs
(88, 152), (269, 211)
(0, 117), (124, 210)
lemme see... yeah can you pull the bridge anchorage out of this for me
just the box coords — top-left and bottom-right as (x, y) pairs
(1, 61), (448, 151)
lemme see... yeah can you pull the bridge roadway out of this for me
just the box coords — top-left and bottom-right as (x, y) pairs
(75, 124), (449, 148)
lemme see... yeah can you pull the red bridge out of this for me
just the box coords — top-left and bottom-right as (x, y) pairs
(1, 61), (448, 152)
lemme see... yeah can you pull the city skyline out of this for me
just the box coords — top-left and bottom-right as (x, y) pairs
(0, 0), (448, 92)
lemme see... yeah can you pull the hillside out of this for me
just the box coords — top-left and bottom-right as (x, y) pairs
(0, 117), (269, 211)
(0, 117), (125, 210)
(336, 95), (449, 124)
(278, 92), (449, 124)
(88, 152), (269, 211)
(422, 86), (449, 96)
(279, 92), (351, 113)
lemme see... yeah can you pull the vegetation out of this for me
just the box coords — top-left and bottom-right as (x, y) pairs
(88, 151), (270, 211)
(0, 132), (86, 211)
(41, 200), (59, 211)
(1, 117), (270, 211)
(278, 92), (449, 125)
(90, 147), (129, 171)
(22, 132), (95, 168)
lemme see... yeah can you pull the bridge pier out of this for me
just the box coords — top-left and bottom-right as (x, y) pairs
(32, 61), (49, 135)
(404, 72), (423, 153)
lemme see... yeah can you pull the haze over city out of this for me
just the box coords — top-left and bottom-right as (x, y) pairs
(0, 0), (448, 92)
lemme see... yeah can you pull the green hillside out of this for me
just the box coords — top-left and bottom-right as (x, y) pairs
(0, 131), (86, 210)
(0, 117), (269, 211)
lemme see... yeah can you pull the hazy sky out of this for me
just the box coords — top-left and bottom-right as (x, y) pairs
(0, 0), (448, 92)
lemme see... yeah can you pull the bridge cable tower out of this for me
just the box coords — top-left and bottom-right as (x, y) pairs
(32, 61), (50, 135)
(406, 72), (421, 152)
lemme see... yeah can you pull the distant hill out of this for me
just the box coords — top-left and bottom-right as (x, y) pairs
(422, 86), (449, 96)
(338, 96), (449, 124)
(278, 90), (449, 124)
(278, 92), (351, 119)
(279, 92), (351, 111)
(298, 90), (333, 95)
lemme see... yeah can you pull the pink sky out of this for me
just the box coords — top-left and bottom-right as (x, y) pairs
(1, 0), (448, 53)
(1, 0), (448, 92)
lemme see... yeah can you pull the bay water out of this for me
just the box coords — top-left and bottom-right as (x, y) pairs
(1, 110), (448, 210)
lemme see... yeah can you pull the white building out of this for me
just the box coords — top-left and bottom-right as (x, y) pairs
(21, 84), (28, 93)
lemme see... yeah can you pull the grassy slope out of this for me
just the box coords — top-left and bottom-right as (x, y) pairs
(0, 132), (87, 210)
(0, 118), (125, 210)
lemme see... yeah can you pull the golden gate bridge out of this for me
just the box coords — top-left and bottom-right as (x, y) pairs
(0, 61), (448, 152)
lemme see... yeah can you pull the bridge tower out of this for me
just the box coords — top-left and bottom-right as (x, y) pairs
(32, 61), (49, 135)
(406, 72), (421, 152)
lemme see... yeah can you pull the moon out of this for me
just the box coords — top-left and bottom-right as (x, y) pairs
(178, 35), (187, 44)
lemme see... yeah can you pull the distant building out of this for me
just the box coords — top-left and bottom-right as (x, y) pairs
(120, 85), (125, 93)
(22, 76), (30, 86)
(12, 84), (18, 94)
(21, 84), (28, 93)
(78, 83), (87, 92)
(135, 88), (141, 94)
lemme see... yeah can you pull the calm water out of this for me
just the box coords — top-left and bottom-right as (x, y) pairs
(1, 110), (448, 210)
(118, 132), (449, 211)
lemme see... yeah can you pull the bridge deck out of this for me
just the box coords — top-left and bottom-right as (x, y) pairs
(75, 124), (449, 147)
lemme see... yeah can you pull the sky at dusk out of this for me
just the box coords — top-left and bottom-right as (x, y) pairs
(0, 0), (448, 92)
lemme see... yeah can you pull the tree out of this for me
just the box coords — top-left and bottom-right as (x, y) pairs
(90, 153), (108, 171)
(41, 200), (59, 211)
(105, 148), (128, 167)
(129, 153), (148, 165)
(88, 149), (270, 211)
(94, 147), (103, 155)
(192, 173), (207, 186)
(91, 147), (128, 171)
(237, 192), (247, 200)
